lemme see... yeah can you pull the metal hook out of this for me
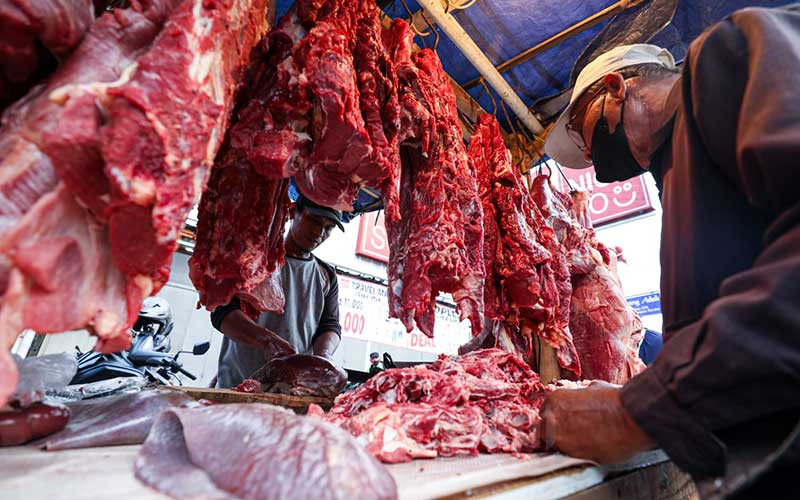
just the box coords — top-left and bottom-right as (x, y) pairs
(418, 9), (440, 50)
(554, 161), (576, 192)
(397, 0), (431, 38)
(478, 78), (497, 116)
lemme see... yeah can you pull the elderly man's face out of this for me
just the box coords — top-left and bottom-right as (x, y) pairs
(567, 72), (629, 164)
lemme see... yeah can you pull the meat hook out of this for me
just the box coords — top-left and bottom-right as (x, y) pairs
(418, 9), (440, 50)
(478, 77), (497, 116)
(397, 0), (432, 40)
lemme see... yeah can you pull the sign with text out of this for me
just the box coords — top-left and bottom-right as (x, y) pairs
(355, 212), (389, 263)
(626, 291), (661, 316)
(337, 274), (470, 354)
(553, 166), (655, 226)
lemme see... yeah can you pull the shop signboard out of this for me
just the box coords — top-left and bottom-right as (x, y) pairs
(626, 291), (661, 316)
(355, 211), (389, 263)
(337, 274), (470, 354)
(554, 166), (655, 226)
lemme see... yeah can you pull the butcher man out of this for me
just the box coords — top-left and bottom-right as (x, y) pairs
(542, 5), (800, 496)
(210, 194), (343, 389)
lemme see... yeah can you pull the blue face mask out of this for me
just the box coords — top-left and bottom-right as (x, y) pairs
(590, 95), (647, 183)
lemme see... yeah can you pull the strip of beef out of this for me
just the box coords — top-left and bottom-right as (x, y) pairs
(530, 176), (645, 384)
(317, 349), (545, 463)
(0, 0), (179, 408)
(383, 21), (484, 338)
(0, 0), (94, 109)
(135, 404), (398, 500)
(469, 114), (578, 373)
(188, 8), (302, 314)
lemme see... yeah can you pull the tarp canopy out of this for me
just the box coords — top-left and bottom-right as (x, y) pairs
(274, 0), (792, 215)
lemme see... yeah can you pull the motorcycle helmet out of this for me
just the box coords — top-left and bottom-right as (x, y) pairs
(132, 297), (174, 351)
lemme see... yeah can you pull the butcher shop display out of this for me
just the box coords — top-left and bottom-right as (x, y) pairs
(311, 348), (547, 463)
(190, 0), (403, 314)
(135, 403), (398, 500)
(0, 0), (271, 407)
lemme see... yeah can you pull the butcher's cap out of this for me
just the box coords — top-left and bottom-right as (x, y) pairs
(295, 194), (344, 231)
(545, 44), (676, 169)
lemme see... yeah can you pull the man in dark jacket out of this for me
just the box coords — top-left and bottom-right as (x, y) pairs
(211, 195), (343, 389)
(542, 6), (800, 497)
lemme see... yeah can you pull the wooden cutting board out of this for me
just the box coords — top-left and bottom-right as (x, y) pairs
(162, 386), (334, 413)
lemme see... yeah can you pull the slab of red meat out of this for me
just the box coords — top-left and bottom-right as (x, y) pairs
(94, 0), (271, 294)
(189, 160), (290, 313)
(187, 8), (301, 314)
(468, 114), (578, 373)
(250, 354), (347, 398)
(135, 404), (398, 500)
(382, 22), (484, 338)
(530, 176), (645, 384)
(318, 349), (546, 463)
(0, 0), (180, 408)
(0, 0), (94, 109)
(37, 389), (201, 450)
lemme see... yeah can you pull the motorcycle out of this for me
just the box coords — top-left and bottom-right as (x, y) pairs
(70, 297), (210, 386)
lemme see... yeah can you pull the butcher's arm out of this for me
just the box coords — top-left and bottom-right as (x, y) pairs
(211, 300), (295, 357)
(312, 273), (342, 359)
(313, 331), (340, 359)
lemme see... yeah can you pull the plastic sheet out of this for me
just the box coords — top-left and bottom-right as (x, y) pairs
(12, 353), (77, 407)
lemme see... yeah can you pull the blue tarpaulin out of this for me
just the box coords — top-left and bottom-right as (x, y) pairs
(274, 0), (792, 215)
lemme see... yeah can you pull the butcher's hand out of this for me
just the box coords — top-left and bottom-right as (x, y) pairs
(220, 310), (295, 358)
(541, 381), (655, 464)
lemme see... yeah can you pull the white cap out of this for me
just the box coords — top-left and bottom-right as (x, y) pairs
(544, 44), (676, 168)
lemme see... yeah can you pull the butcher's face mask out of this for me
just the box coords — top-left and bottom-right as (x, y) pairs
(590, 94), (647, 183)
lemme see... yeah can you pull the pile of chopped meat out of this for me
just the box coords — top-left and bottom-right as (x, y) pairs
(0, 0), (271, 406)
(468, 114), (577, 372)
(311, 348), (547, 463)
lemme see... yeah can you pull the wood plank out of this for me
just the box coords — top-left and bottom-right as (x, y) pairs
(563, 461), (698, 500)
(162, 386), (334, 413)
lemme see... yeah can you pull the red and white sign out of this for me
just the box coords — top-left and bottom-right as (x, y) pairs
(337, 274), (470, 354)
(553, 166), (655, 226)
(355, 211), (389, 263)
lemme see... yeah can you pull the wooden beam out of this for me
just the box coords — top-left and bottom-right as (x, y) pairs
(462, 0), (646, 90)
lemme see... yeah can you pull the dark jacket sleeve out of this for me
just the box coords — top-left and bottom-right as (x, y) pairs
(313, 264), (342, 340)
(621, 6), (800, 478)
(210, 296), (241, 332)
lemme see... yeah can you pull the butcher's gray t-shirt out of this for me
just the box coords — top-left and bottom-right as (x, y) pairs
(211, 255), (340, 388)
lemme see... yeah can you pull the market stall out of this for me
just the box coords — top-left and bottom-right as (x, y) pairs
(1, 0), (794, 498)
